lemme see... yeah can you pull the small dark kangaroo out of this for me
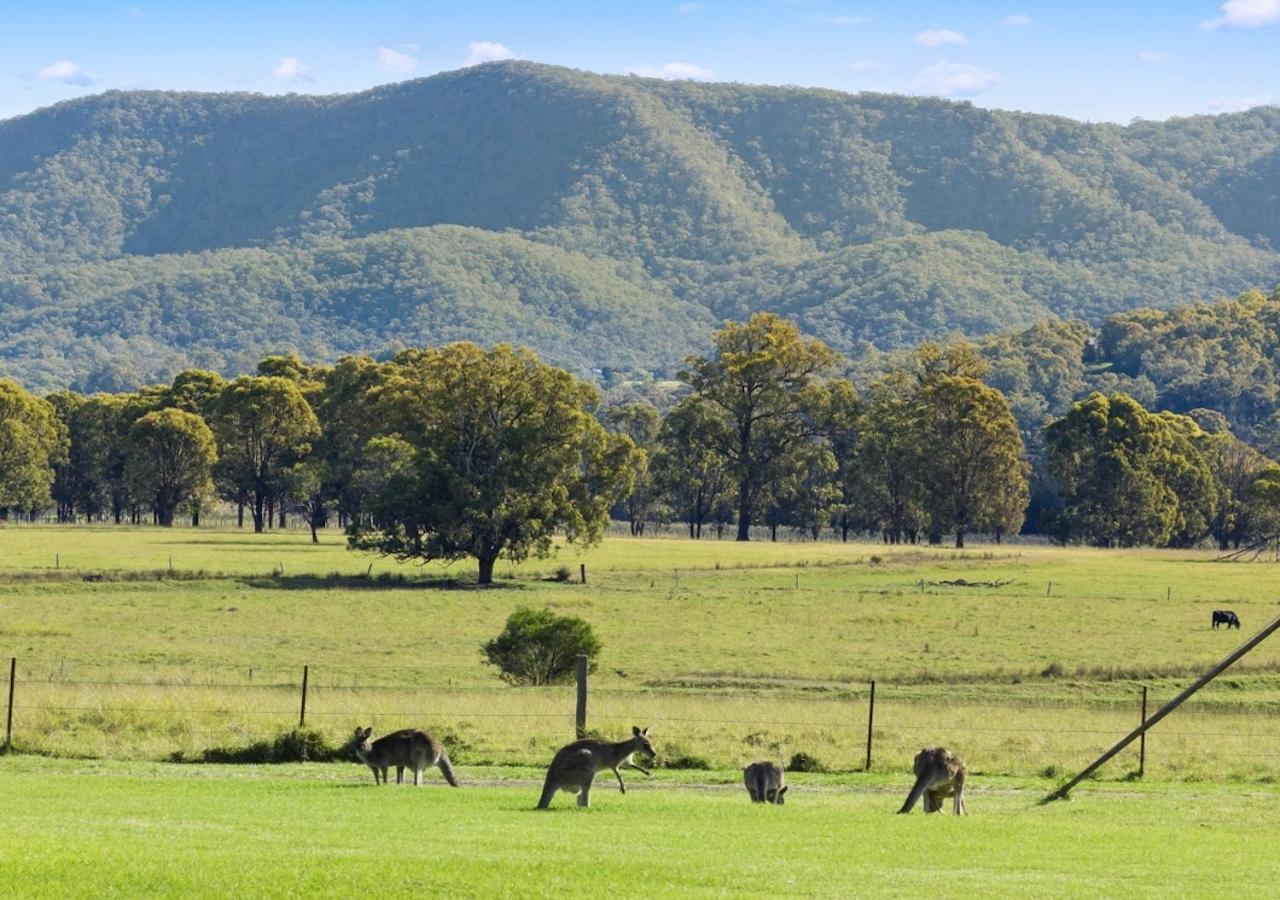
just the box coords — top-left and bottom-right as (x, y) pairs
(353, 726), (459, 787)
(537, 726), (656, 809)
(743, 760), (787, 804)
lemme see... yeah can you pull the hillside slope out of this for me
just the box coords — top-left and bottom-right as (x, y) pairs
(1, 62), (1278, 390)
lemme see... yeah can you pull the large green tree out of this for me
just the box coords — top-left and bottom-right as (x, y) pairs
(125, 408), (217, 526)
(211, 376), (320, 532)
(681, 313), (837, 541)
(917, 375), (1029, 548)
(351, 343), (638, 584)
(0, 379), (67, 516)
(651, 398), (733, 539)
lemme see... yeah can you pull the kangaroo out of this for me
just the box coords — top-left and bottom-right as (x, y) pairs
(352, 726), (459, 787)
(536, 726), (656, 809)
(743, 760), (787, 804)
(898, 746), (966, 815)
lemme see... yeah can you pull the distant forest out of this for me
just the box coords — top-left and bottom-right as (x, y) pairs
(1, 61), (1279, 392)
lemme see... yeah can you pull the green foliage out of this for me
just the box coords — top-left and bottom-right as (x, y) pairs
(0, 378), (66, 513)
(125, 408), (217, 526)
(350, 343), (639, 583)
(195, 728), (340, 764)
(481, 606), (601, 686)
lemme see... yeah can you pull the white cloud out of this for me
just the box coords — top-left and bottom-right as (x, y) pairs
(35, 60), (95, 86)
(915, 59), (999, 97)
(1138, 49), (1170, 64)
(464, 41), (516, 66)
(1208, 95), (1269, 111)
(273, 56), (314, 82)
(376, 46), (419, 74)
(999, 13), (1031, 27)
(677, 2), (701, 11)
(848, 59), (890, 72)
(1202, 0), (1280, 28)
(627, 61), (713, 80)
(815, 14), (873, 26)
(915, 29), (968, 47)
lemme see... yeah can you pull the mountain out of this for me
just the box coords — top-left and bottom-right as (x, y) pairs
(2, 61), (1279, 391)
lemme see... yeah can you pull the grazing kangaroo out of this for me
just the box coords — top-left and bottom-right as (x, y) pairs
(536, 726), (656, 809)
(743, 760), (787, 804)
(1212, 610), (1241, 630)
(352, 726), (459, 787)
(898, 747), (967, 815)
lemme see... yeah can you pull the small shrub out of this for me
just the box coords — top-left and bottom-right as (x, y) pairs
(662, 753), (712, 770)
(788, 752), (827, 773)
(1041, 661), (1066, 679)
(1040, 763), (1062, 779)
(196, 728), (340, 764)
(551, 565), (572, 583)
(868, 555), (883, 565)
(482, 606), (601, 686)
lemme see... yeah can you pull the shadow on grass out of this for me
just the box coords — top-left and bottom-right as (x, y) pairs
(236, 573), (524, 591)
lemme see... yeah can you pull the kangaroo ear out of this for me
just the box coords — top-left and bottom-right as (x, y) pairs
(632, 726), (641, 736)
(642, 726), (650, 736)
(778, 786), (788, 795)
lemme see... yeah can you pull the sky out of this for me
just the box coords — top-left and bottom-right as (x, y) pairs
(2, 0), (1278, 124)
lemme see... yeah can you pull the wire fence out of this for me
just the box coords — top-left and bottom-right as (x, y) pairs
(5, 655), (1280, 780)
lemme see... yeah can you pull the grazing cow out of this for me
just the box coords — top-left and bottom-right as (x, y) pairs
(1212, 610), (1241, 630)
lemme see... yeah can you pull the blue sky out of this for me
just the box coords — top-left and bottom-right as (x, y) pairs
(3, 1), (1278, 123)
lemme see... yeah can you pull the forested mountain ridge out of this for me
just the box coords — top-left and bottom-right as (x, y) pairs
(2, 61), (1279, 391)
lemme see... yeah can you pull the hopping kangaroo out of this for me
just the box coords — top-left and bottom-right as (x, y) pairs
(743, 761), (787, 804)
(898, 747), (967, 815)
(353, 727), (459, 787)
(536, 726), (656, 809)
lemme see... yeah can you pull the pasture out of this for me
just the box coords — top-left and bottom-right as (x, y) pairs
(2, 526), (1280, 780)
(1, 756), (1277, 898)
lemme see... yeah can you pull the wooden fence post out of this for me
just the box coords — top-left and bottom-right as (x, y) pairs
(865, 680), (876, 771)
(575, 654), (588, 738)
(299, 665), (309, 728)
(580, 564), (587, 585)
(4, 658), (15, 752)
(1045, 613), (1280, 803)
(1138, 686), (1148, 778)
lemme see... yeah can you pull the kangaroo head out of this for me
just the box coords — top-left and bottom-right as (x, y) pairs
(631, 726), (656, 758)
(771, 784), (788, 805)
(352, 726), (374, 759)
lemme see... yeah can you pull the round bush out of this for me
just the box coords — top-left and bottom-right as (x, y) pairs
(482, 606), (601, 686)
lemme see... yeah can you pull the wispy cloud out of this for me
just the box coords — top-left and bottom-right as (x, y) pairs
(999, 13), (1031, 27)
(1207, 95), (1270, 111)
(1138, 49), (1170, 64)
(35, 60), (95, 86)
(915, 59), (999, 97)
(1202, 0), (1280, 29)
(915, 29), (968, 47)
(848, 59), (890, 72)
(677, 2), (701, 12)
(465, 41), (516, 66)
(376, 46), (419, 74)
(814, 14), (873, 26)
(273, 57), (314, 82)
(628, 61), (713, 80)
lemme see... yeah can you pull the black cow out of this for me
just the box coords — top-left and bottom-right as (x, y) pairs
(1212, 610), (1241, 630)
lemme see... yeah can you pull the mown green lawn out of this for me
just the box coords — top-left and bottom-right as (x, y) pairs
(0, 757), (1274, 898)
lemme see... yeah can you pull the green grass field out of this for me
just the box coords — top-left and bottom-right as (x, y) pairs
(1, 756), (1277, 898)
(4, 525), (1280, 895)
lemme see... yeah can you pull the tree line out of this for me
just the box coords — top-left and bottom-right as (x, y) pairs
(2, 312), (1277, 583)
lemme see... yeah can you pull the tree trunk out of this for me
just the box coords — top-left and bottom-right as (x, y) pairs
(158, 505), (175, 527)
(955, 530), (965, 549)
(237, 502), (244, 529)
(278, 506), (287, 529)
(310, 520), (319, 544)
(253, 493), (266, 533)
(477, 552), (498, 585)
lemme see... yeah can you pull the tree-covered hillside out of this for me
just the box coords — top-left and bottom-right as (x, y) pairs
(2, 61), (1279, 391)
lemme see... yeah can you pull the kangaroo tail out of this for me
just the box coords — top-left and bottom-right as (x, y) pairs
(437, 751), (460, 787)
(537, 771), (558, 810)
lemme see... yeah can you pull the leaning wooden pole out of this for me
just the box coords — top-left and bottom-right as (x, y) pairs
(1044, 612), (1280, 803)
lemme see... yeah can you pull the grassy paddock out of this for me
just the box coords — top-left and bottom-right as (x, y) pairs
(1, 756), (1278, 898)
(3, 527), (1280, 780)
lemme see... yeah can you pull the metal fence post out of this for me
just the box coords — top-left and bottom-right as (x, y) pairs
(575, 654), (588, 738)
(1138, 686), (1148, 778)
(299, 665), (309, 728)
(4, 658), (15, 752)
(865, 680), (876, 771)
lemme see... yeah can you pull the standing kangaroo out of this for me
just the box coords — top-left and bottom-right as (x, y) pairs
(353, 726), (459, 787)
(536, 726), (656, 809)
(743, 760), (787, 804)
(898, 747), (967, 814)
